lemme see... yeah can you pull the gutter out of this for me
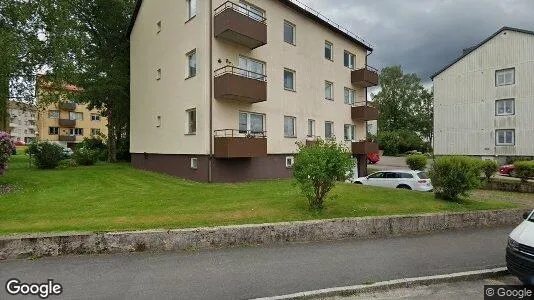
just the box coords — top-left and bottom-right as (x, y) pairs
(208, 0), (213, 183)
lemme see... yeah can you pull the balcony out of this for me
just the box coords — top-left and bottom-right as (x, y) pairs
(214, 129), (267, 158)
(59, 102), (76, 111)
(351, 104), (379, 121)
(214, 66), (267, 103)
(58, 119), (76, 127)
(305, 136), (322, 147)
(352, 141), (379, 155)
(214, 1), (267, 49)
(59, 135), (76, 142)
(351, 66), (379, 87)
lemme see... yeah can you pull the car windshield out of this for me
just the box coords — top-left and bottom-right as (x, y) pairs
(417, 172), (428, 179)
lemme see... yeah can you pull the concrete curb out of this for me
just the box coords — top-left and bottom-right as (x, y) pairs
(253, 267), (509, 300)
(0, 209), (528, 260)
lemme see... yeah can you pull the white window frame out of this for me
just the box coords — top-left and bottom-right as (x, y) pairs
(91, 114), (101, 122)
(238, 1), (265, 22)
(325, 121), (334, 140)
(495, 129), (515, 146)
(307, 119), (315, 137)
(239, 111), (265, 133)
(283, 68), (295, 91)
(284, 116), (297, 138)
(284, 20), (296, 45)
(186, 108), (196, 134)
(187, 0), (197, 20)
(238, 56), (266, 81)
(91, 128), (101, 136)
(69, 128), (83, 136)
(495, 99), (515, 116)
(344, 51), (355, 70)
(325, 41), (333, 61)
(285, 156), (294, 168)
(48, 127), (59, 135)
(190, 158), (198, 170)
(344, 124), (356, 141)
(325, 81), (334, 101)
(495, 68), (515, 86)
(344, 87), (356, 105)
(48, 110), (60, 119)
(186, 50), (196, 78)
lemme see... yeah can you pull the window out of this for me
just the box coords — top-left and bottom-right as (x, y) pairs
(284, 116), (296, 138)
(344, 124), (356, 141)
(156, 68), (161, 80)
(238, 56), (265, 80)
(285, 156), (294, 168)
(325, 41), (333, 60)
(239, 112), (264, 133)
(496, 99), (515, 115)
(91, 114), (101, 122)
(384, 172), (400, 179)
(344, 51), (355, 69)
(307, 119), (315, 137)
(325, 81), (333, 100)
(284, 69), (295, 91)
(70, 112), (83, 120)
(344, 87), (355, 105)
(496, 129), (515, 146)
(238, 1), (265, 22)
(69, 128), (83, 136)
(368, 172), (384, 179)
(91, 128), (101, 136)
(399, 173), (414, 179)
(187, 0), (196, 20)
(187, 108), (196, 134)
(190, 158), (198, 170)
(495, 68), (515, 86)
(48, 127), (59, 135)
(156, 21), (162, 34)
(48, 110), (60, 119)
(284, 21), (295, 45)
(325, 121), (334, 140)
(186, 50), (196, 78)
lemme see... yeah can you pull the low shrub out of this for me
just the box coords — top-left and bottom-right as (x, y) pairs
(406, 154), (428, 170)
(480, 160), (498, 181)
(77, 137), (107, 161)
(72, 148), (99, 166)
(506, 156), (533, 165)
(0, 131), (16, 175)
(58, 158), (78, 169)
(514, 161), (534, 183)
(26, 141), (64, 169)
(377, 130), (430, 156)
(428, 156), (482, 201)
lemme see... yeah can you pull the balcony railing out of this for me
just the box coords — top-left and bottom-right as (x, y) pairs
(351, 65), (379, 87)
(59, 102), (77, 111)
(352, 141), (379, 155)
(214, 66), (267, 103)
(214, 1), (267, 49)
(214, 129), (267, 158)
(59, 119), (76, 127)
(351, 102), (379, 121)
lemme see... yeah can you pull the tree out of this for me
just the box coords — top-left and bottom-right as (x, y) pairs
(293, 140), (354, 209)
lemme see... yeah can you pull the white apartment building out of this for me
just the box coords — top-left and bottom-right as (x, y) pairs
(8, 100), (37, 144)
(129, 0), (379, 182)
(432, 27), (534, 163)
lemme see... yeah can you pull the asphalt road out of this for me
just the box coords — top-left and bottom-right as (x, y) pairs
(0, 227), (513, 300)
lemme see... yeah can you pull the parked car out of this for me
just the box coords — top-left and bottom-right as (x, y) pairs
(506, 210), (534, 285)
(352, 170), (433, 192)
(62, 147), (73, 158)
(499, 164), (516, 177)
(367, 152), (380, 164)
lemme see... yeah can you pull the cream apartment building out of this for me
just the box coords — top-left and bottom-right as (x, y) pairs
(129, 0), (379, 182)
(432, 27), (534, 163)
(8, 100), (37, 144)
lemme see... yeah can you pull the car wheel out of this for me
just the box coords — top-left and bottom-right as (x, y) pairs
(510, 170), (517, 177)
(397, 185), (412, 190)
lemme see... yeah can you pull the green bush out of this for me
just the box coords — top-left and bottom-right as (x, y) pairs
(428, 156), (482, 201)
(58, 158), (78, 169)
(514, 161), (534, 183)
(506, 156), (533, 164)
(0, 131), (16, 175)
(26, 141), (64, 169)
(77, 137), (107, 161)
(72, 148), (99, 166)
(293, 139), (354, 209)
(480, 160), (498, 180)
(377, 130), (430, 156)
(406, 154), (428, 170)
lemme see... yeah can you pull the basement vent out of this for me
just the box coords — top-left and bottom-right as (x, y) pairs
(190, 158), (198, 170)
(285, 156), (294, 168)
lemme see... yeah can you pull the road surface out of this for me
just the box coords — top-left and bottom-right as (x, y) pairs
(0, 227), (513, 300)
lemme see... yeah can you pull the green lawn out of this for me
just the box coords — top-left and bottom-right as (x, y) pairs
(0, 154), (521, 235)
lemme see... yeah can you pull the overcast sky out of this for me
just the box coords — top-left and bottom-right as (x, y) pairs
(300, 0), (534, 86)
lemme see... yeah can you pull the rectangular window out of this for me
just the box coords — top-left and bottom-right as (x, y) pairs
(69, 128), (83, 136)
(238, 56), (265, 80)
(495, 99), (515, 116)
(284, 116), (296, 138)
(284, 68), (295, 91)
(187, 0), (197, 20)
(190, 157), (198, 169)
(344, 87), (355, 105)
(238, 1), (265, 22)
(187, 50), (196, 78)
(325, 81), (333, 101)
(91, 128), (101, 136)
(239, 112), (264, 133)
(69, 112), (83, 120)
(344, 51), (355, 70)
(48, 127), (59, 135)
(48, 110), (60, 119)
(307, 119), (315, 137)
(344, 124), (356, 141)
(495, 68), (515, 86)
(325, 121), (334, 140)
(91, 114), (101, 122)
(284, 21), (295, 45)
(285, 156), (294, 168)
(325, 41), (333, 60)
(187, 108), (196, 134)
(496, 129), (515, 146)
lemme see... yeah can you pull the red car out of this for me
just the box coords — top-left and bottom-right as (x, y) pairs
(499, 164), (516, 177)
(367, 152), (380, 164)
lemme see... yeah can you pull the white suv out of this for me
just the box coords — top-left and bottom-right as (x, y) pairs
(506, 210), (534, 285)
(352, 170), (433, 192)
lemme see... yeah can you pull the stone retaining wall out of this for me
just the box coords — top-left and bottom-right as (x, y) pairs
(483, 179), (534, 193)
(0, 209), (528, 260)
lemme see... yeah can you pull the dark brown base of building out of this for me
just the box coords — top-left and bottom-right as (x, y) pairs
(131, 153), (293, 183)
